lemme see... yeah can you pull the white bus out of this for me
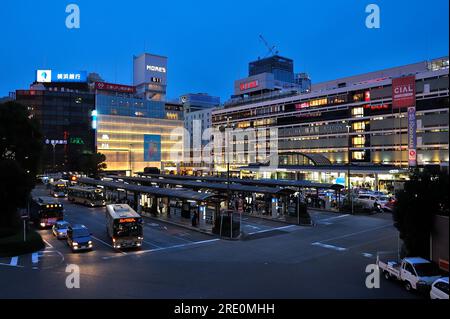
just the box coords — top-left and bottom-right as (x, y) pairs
(105, 204), (144, 249)
(67, 186), (106, 207)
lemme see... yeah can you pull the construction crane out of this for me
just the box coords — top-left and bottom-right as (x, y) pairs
(259, 34), (279, 57)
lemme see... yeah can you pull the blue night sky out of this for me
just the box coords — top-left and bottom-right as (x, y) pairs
(0, 0), (448, 101)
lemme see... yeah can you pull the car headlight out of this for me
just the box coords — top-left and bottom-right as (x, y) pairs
(40, 223), (46, 227)
(73, 242), (78, 246)
(88, 241), (93, 245)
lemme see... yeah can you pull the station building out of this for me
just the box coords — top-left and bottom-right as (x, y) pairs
(212, 57), (449, 191)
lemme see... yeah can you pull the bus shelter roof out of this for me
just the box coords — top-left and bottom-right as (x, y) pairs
(106, 175), (294, 195)
(78, 178), (219, 202)
(135, 173), (344, 191)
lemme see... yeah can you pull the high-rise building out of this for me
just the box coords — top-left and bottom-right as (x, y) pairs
(15, 70), (96, 172)
(294, 73), (311, 93)
(180, 93), (221, 175)
(133, 53), (167, 101)
(249, 55), (294, 83)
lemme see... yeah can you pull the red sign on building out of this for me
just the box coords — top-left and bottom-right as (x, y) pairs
(392, 76), (416, 108)
(95, 82), (136, 94)
(240, 80), (259, 91)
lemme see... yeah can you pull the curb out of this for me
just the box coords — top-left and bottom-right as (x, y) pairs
(143, 215), (216, 237)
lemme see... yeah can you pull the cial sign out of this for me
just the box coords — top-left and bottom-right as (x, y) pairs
(392, 76), (416, 108)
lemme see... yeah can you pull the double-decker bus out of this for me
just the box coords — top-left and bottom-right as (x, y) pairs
(31, 197), (64, 228)
(49, 181), (68, 198)
(67, 186), (106, 207)
(105, 204), (143, 249)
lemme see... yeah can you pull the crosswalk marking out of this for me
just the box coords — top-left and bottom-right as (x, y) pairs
(312, 242), (347, 252)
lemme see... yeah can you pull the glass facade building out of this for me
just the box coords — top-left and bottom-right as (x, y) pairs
(95, 92), (183, 174)
(15, 88), (96, 172)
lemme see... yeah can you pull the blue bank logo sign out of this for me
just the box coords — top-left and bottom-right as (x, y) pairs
(36, 70), (87, 83)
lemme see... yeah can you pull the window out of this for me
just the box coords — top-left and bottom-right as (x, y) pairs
(352, 136), (365, 147)
(352, 107), (364, 118)
(404, 263), (416, 275)
(352, 122), (365, 132)
(352, 151), (365, 160)
(435, 282), (449, 294)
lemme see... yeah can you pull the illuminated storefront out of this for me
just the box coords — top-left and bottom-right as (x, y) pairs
(94, 81), (183, 174)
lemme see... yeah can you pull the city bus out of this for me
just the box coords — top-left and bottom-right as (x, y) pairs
(49, 181), (68, 198)
(31, 197), (64, 228)
(105, 204), (143, 249)
(67, 186), (106, 207)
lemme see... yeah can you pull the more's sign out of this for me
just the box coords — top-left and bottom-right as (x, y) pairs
(392, 76), (416, 108)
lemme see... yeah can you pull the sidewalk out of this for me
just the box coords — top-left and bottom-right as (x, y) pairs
(141, 212), (215, 236)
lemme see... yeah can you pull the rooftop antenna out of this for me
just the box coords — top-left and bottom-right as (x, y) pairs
(259, 34), (279, 57)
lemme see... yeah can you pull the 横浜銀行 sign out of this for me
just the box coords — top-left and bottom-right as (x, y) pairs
(36, 70), (87, 83)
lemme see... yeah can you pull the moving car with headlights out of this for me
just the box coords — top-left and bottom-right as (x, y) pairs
(106, 204), (143, 249)
(67, 224), (93, 252)
(377, 256), (442, 292)
(430, 277), (449, 299)
(31, 197), (64, 228)
(52, 221), (71, 239)
(49, 180), (68, 198)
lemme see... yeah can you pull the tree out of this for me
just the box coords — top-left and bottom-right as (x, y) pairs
(393, 168), (449, 259)
(0, 102), (43, 228)
(80, 152), (107, 178)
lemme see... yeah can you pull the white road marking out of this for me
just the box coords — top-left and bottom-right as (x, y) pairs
(32, 253), (39, 264)
(363, 253), (373, 258)
(91, 236), (127, 255)
(142, 240), (162, 249)
(319, 214), (350, 222)
(10, 256), (19, 266)
(43, 239), (53, 248)
(247, 224), (297, 235)
(312, 242), (347, 252)
(317, 224), (391, 243)
(102, 238), (220, 260)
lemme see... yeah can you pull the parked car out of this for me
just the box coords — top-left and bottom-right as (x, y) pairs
(355, 194), (387, 212)
(52, 220), (71, 239)
(430, 277), (449, 299)
(67, 224), (93, 252)
(377, 256), (442, 292)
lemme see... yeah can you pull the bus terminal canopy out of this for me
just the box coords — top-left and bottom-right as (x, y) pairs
(78, 178), (219, 202)
(105, 175), (295, 196)
(135, 174), (344, 191)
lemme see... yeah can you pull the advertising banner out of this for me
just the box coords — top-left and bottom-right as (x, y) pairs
(407, 107), (417, 167)
(392, 76), (416, 108)
(144, 135), (161, 162)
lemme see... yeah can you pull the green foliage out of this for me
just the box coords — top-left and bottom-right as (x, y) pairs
(0, 102), (43, 228)
(393, 169), (449, 258)
(80, 152), (107, 178)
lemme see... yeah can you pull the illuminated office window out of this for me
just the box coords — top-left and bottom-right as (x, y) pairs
(352, 107), (364, 118)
